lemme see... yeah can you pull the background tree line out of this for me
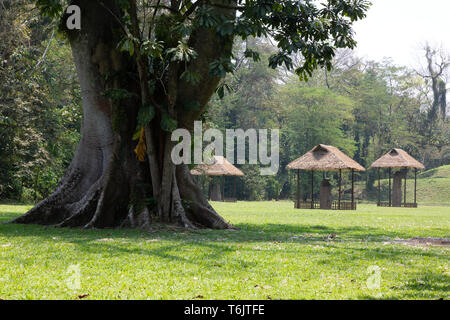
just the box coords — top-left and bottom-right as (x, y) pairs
(205, 38), (449, 201)
(0, 1), (81, 202)
(0, 2), (448, 203)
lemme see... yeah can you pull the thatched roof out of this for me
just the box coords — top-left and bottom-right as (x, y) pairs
(369, 148), (425, 169)
(286, 144), (365, 172)
(190, 156), (244, 176)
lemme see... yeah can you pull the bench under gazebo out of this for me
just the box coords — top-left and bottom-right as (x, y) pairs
(286, 144), (365, 210)
(190, 155), (244, 202)
(369, 148), (424, 208)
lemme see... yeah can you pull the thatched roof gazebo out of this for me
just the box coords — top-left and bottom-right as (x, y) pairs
(369, 148), (424, 208)
(286, 144), (365, 210)
(190, 156), (244, 201)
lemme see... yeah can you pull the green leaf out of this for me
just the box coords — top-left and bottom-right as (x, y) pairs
(244, 49), (261, 62)
(166, 41), (198, 62)
(132, 128), (142, 141)
(180, 71), (201, 85)
(215, 82), (233, 99)
(140, 40), (164, 58)
(209, 58), (234, 78)
(160, 111), (178, 132)
(216, 19), (235, 36)
(118, 37), (138, 57)
(137, 104), (155, 127)
(196, 6), (220, 28)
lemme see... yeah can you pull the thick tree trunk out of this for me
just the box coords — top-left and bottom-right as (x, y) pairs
(11, 0), (233, 230)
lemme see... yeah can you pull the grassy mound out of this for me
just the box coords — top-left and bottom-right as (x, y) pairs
(356, 165), (450, 205)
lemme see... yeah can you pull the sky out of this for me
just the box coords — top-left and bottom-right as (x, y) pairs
(352, 0), (450, 68)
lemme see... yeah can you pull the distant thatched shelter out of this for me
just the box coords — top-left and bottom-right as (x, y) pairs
(286, 144), (365, 210)
(370, 148), (424, 169)
(287, 144), (365, 172)
(370, 148), (424, 208)
(190, 156), (244, 201)
(191, 156), (244, 176)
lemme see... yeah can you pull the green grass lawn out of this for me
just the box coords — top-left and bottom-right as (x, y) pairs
(0, 202), (449, 300)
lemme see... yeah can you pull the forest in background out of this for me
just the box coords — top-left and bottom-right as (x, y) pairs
(1, 2), (449, 203)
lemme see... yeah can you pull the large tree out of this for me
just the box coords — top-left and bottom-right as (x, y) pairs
(415, 44), (448, 130)
(11, 0), (369, 229)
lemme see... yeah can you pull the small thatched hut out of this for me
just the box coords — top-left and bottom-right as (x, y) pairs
(369, 148), (424, 208)
(190, 156), (244, 201)
(286, 144), (365, 210)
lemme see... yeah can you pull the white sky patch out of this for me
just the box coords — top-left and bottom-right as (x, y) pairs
(352, 0), (450, 68)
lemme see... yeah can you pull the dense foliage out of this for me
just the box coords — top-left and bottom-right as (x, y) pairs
(0, 1), (81, 202)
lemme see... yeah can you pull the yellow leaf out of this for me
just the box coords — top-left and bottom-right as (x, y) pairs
(134, 127), (147, 162)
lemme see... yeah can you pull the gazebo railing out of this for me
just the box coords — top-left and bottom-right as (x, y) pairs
(377, 202), (418, 208)
(294, 200), (356, 210)
(331, 201), (356, 210)
(295, 201), (320, 209)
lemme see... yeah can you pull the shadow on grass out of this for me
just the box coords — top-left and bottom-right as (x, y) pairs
(2, 211), (447, 243)
(1, 209), (448, 266)
(397, 271), (450, 299)
(1, 208), (449, 300)
(358, 270), (450, 300)
(0, 209), (257, 268)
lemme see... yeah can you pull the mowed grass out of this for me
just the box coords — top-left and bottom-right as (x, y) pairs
(0, 202), (449, 300)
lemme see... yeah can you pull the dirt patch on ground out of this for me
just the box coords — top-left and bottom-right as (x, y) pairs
(389, 237), (450, 247)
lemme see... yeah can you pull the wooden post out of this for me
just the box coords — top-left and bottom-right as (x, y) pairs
(208, 178), (211, 200)
(202, 176), (206, 198)
(404, 169), (407, 207)
(233, 176), (237, 200)
(222, 176), (225, 201)
(296, 170), (300, 209)
(414, 168), (417, 205)
(388, 168), (391, 207)
(311, 170), (314, 209)
(338, 169), (342, 210)
(351, 169), (354, 209)
(377, 168), (381, 206)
